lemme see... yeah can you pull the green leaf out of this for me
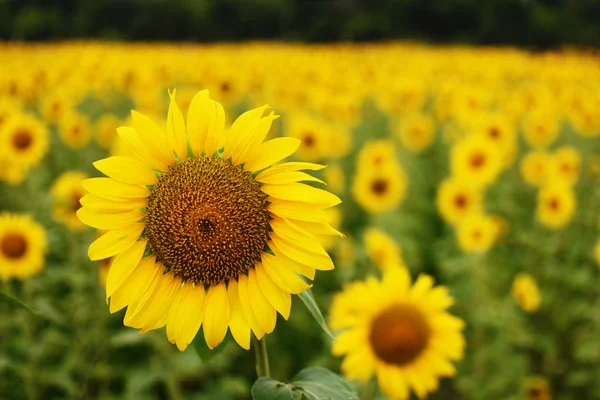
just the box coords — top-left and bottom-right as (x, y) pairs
(298, 289), (334, 339)
(0, 291), (39, 316)
(251, 367), (358, 400)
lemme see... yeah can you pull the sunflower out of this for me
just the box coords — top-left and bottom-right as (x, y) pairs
(520, 151), (551, 187)
(357, 139), (397, 169)
(40, 91), (70, 124)
(51, 171), (89, 232)
(363, 227), (404, 271)
(396, 113), (435, 153)
(0, 212), (47, 280)
(59, 111), (91, 149)
(450, 135), (502, 188)
(286, 112), (328, 161)
(473, 112), (517, 167)
(330, 267), (465, 399)
(525, 376), (551, 400)
(456, 213), (498, 254)
(94, 114), (122, 149)
(352, 164), (407, 214)
(323, 163), (345, 194)
(536, 184), (575, 229)
(0, 159), (28, 185)
(77, 89), (342, 351)
(512, 273), (541, 313)
(436, 178), (483, 225)
(522, 108), (560, 149)
(547, 146), (581, 186)
(0, 112), (49, 169)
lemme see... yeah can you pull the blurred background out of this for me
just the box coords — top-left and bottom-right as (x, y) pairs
(1, 1), (600, 400)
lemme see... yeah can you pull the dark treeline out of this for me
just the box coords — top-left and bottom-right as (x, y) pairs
(1, 0), (599, 47)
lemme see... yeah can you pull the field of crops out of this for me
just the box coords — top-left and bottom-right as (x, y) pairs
(1, 42), (600, 400)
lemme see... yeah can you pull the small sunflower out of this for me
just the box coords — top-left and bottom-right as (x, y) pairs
(512, 273), (541, 312)
(436, 178), (483, 225)
(363, 227), (404, 271)
(456, 213), (498, 254)
(536, 184), (576, 229)
(0, 112), (49, 169)
(94, 114), (122, 149)
(520, 151), (551, 187)
(396, 113), (435, 153)
(0, 212), (47, 280)
(357, 139), (397, 169)
(50, 171), (89, 232)
(330, 267), (465, 399)
(525, 376), (551, 400)
(522, 108), (560, 149)
(323, 163), (345, 194)
(286, 112), (327, 162)
(451, 135), (502, 189)
(352, 165), (407, 214)
(548, 146), (581, 186)
(77, 89), (342, 351)
(59, 111), (91, 149)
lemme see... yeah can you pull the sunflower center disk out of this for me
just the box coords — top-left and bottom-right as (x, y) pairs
(13, 130), (32, 150)
(145, 157), (271, 285)
(1, 233), (28, 259)
(369, 304), (431, 366)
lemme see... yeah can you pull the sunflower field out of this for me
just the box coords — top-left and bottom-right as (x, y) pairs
(1, 42), (600, 400)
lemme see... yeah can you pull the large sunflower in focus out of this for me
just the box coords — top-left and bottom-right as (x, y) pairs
(330, 267), (465, 400)
(78, 90), (342, 351)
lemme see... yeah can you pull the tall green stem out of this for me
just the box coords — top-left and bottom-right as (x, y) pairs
(252, 334), (270, 378)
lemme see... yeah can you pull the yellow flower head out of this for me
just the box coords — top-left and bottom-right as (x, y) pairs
(547, 146), (581, 186)
(352, 164), (407, 214)
(94, 114), (122, 149)
(436, 177), (483, 225)
(520, 150), (551, 187)
(363, 227), (404, 271)
(396, 113), (436, 153)
(286, 112), (328, 162)
(77, 89), (342, 351)
(456, 213), (498, 254)
(357, 139), (397, 170)
(323, 163), (345, 194)
(523, 108), (560, 149)
(536, 184), (576, 229)
(0, 212), (47, 280)
(330, 267), (465, 400)
(59, 111), (91, 149)
(525, 376), (551, 400)
(40, 91), (71, 124)
(512, 273), (541, 312)
(472, 112), (517, 167)
(451, 135), (502, 188)
(51, 171), (88, 232)
(0, 112), (49, 169)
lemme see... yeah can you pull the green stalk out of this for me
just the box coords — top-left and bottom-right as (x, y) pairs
(252, 334), (270, 378)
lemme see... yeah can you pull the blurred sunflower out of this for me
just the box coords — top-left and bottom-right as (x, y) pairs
(94, 114), (121, 149)
(363, 227), (404, 271)
(0, 212), (47, 280)
(40, 91), (70, 124)
(357, 139), (397, 169)
(51, 171), (88, 232)
(548, 146), (581, 186)
(323, 163), (345, 194)
(473, 112), (517, 167)
(523, 108), (560, 149)
(512, 273), (541, 312)
(331, 267), (465, 399)
(352, 165), (407, 214)
(59, 111), (91, 149)
(77, 89), (342, 351)
(520, 151), (551, 187)
(456, 213), (498, 254)
(436, 178), (483, 224)
(0, 112), (49, 169)
(396, 113), (435, 153)
(525, 376), (551, 400)
(536, 184), (575, 229)
(451, 135), (502, 188)
(286, 113), (327, 161)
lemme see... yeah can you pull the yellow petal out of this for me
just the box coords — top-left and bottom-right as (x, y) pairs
(106, 240), (148, 298)
(226, 109), (276, 166)
(175, 284), (206, 351)
(117, 126), (167, 171)
(166, 89), (188, 160)
(123, 257), (163, 323)
(268, 200), (331, 223)
(261, 252), (311, 294)
(237, 274), (265, 339)
(202, 282), (230, 349)
(227, 279), (251, 350)
(263, 183), (341, 208)
(77, 208), (144, 230)
(290, 220), (344, 237)
(255, 162), (326, 182)
(255, 263), (291, 320)
(80, 194), (147, 214)
(167, 282), (191, 344)
(223, 105), (269, 161)
(244, 138), (301, 172)
(110, 256), (158, 313)
(81, 177), (150, 200)
(255, 170), (324, 185)
(269, 243), (316, 280)
(130, 110), (173, 165)
(93, 156), (158, 186)
(270, 217), (328, 255)
(137, 273), (181, 333)
(88, 223), (144, 260)
(246, 268), (277, 334)
(187, 90), (225, 157)
(269, 233), (334, 271)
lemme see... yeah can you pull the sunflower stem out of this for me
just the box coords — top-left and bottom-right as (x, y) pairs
(252, 335), (270, 378)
